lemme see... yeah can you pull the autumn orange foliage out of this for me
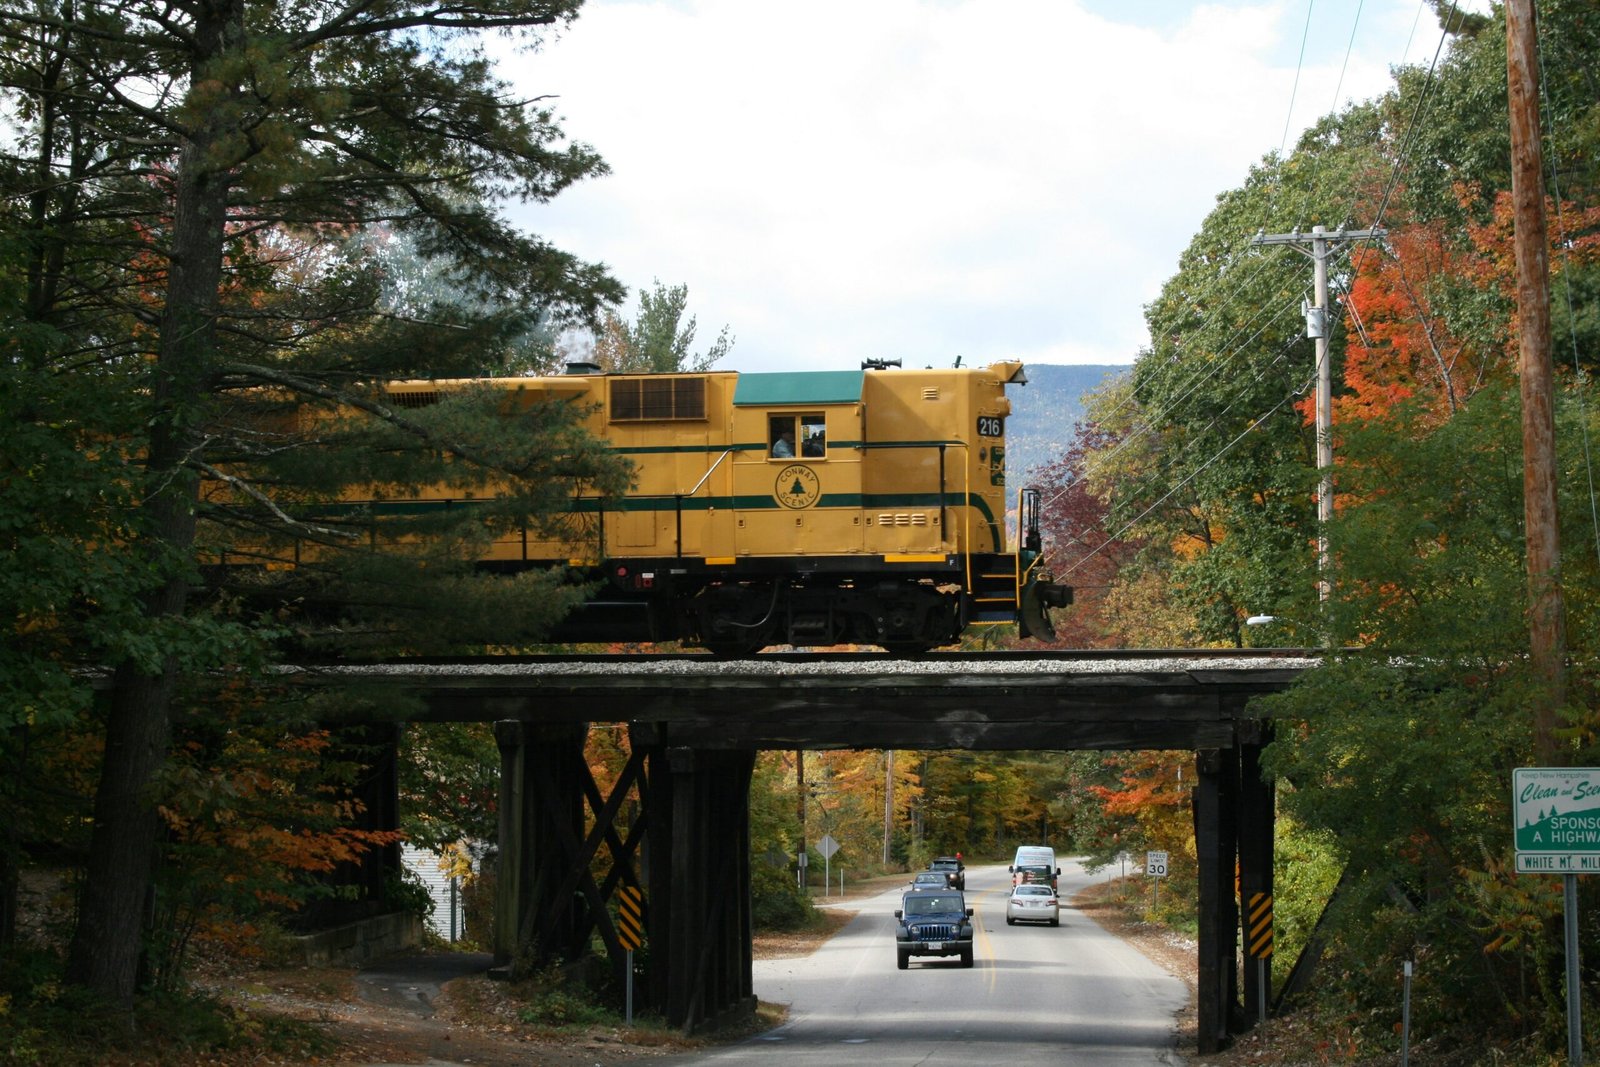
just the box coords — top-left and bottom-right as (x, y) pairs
(1088, 751), (1197, 881)
(1334, 186), (1600, 430)
(156, 682), (406, 942)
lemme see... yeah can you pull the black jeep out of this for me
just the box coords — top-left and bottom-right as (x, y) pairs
(894, 889), (974, 969)
(928, 855), (965, 890)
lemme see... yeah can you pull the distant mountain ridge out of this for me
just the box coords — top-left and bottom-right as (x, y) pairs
(1005, 363), (1128, 485)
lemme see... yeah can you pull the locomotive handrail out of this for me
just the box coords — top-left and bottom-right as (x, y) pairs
(682, 448), (736, 499)
(1016, 486), (1042, 597)
(938, 444), (947, 537)
(937, 441), (973, 590)
(674, 448), (736, 558)
(962, 444), (973, 594)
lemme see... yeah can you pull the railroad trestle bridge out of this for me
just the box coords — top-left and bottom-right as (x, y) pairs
(315, 649), (1316, 1053)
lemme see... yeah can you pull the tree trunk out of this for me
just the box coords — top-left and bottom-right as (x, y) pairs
(0, 727), (22, 952)
(65, 665), (179, 1000)
(63, 7), (237, 997)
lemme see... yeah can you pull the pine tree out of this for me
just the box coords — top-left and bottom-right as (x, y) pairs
(0, 0), (629, 1004)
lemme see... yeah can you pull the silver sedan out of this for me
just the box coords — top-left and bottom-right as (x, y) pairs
(1005, 883), (1060, 926)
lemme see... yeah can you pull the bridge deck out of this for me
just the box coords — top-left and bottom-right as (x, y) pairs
(293, 649), (1317, 750)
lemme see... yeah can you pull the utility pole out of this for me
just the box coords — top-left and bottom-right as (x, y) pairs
(796, 750), (807, 890)
(1251, 225), (1385, 600)
(883, 750), (894, 865)
(1507, 14), (1579, 1063)
(1506, 0), (1566, 766)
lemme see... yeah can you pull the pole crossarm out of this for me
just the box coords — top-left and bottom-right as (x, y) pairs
(1250, 226), (1387, 252)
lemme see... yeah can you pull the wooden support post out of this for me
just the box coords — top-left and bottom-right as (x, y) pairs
(634, 724), (675, 1016)
(299, 723), (402, 931)
(1195, 748), (1226, 1054)
(350, 722), (402, 913)
(1238, 720), (1276, 1027)
(491, 721), (589, 974)
(492, 721), (526, 972)
(664, 746), (756, 1034)
(1221, 746), (1243, 1033)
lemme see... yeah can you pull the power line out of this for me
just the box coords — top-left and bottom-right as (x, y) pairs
(1038, 295), (1302, 513)
(1534, 10), (1600, 569)
(1278, 0), (1317, 160)
(1040, 4), (1463, 599)
(1055, 366), (1317, 581)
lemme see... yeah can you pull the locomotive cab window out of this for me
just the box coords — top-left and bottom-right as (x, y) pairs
(769, 416), (796, 457)
(800, 415), (826, 456)
(770, 414), (825, 458)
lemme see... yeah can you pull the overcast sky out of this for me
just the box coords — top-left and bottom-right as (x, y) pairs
(496, 1), (1489, 375)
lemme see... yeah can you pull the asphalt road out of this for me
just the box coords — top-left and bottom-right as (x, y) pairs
(354, 860), (1187, 1067)
(353, 949), (495, 1014)
(683, 859), (1188, 1066)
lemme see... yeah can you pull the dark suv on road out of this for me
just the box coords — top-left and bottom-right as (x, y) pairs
(928, 855), (965, 889)
(894, 889), (974, 969)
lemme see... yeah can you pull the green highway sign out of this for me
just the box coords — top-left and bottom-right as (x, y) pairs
(1514, 767), (1600, 874)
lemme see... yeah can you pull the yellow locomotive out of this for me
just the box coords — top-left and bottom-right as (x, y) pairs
(236, 358), (1070, 654)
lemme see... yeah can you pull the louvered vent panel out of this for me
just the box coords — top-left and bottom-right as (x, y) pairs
(611, 377), (707, 421)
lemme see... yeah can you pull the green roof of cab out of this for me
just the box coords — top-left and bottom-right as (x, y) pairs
(732, 370), (865, 406)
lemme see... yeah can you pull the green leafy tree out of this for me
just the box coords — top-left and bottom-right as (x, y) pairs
(1257, 351), (1600, 1050)
(1087, 1), (1600, 1051)
(589, 280), (733, 372)
(1052, 752), (1140, 865)
(399, 722), (501, 854)
(0, 0), (632, 1005)
(0, 233), (155, 953)
(1116, 142), (1355, 648)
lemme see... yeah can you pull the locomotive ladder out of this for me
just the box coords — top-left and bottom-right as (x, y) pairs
(968, 562), (1022, 626)
(968, 487), (1049, 629)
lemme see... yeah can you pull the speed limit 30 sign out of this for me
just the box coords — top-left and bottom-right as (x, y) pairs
(1146, 851), (1169, 877)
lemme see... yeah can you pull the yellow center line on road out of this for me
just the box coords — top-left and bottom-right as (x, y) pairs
(967, 887), (1001, 993)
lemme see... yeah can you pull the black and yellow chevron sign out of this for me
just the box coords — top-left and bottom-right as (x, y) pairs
(1247, 892), (1273, 959)
(617, 886), (645, 951)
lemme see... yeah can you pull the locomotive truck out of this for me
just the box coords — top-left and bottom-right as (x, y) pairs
(218, 358), (1071, 654)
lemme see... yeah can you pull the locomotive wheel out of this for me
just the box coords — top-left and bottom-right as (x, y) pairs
(879, 643), (932, 656)
(695, 582), (780, 656)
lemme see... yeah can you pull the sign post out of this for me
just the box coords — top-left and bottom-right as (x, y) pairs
(1146, 850), (1168, 912)
(1514, 767), (1600, 1065)
(1246, 892), (1274, 1023)
(616, 886), (645, 1024)
(818, 834), (840, 898)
